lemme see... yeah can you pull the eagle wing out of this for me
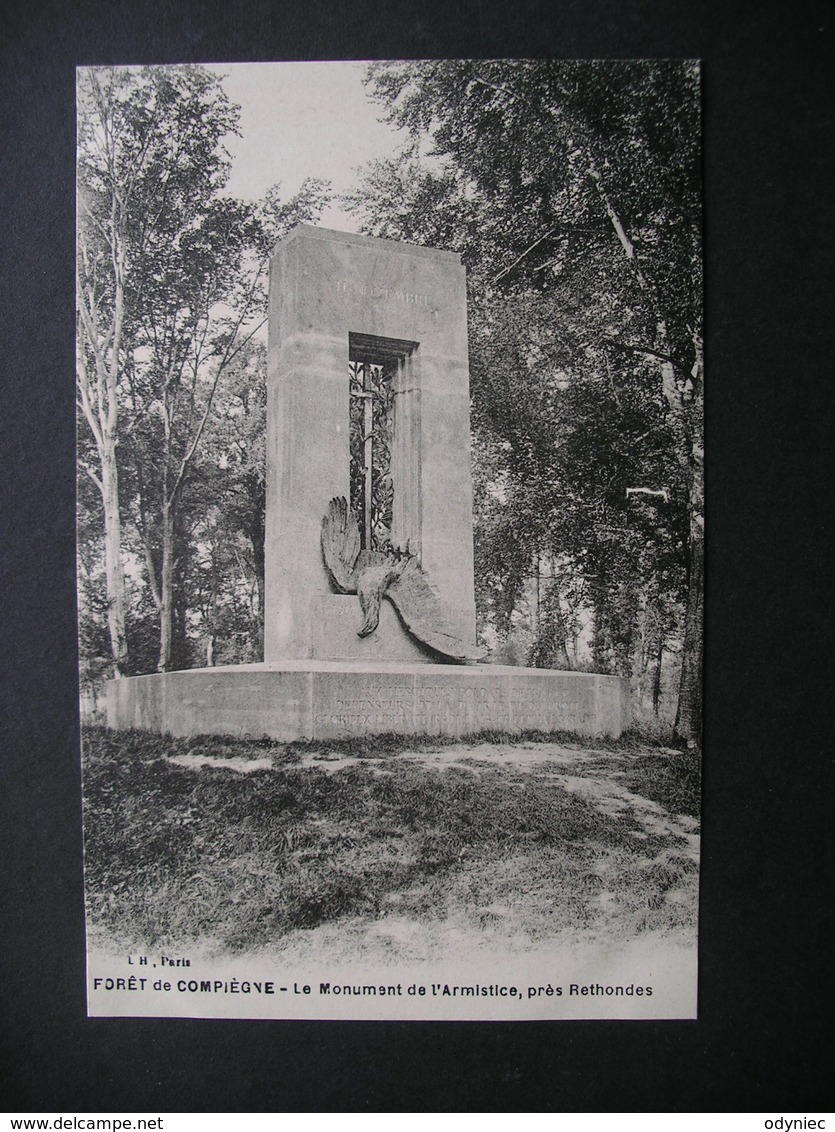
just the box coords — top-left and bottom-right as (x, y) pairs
(387, 559), (487, 662)
(321, 496), (360, 593)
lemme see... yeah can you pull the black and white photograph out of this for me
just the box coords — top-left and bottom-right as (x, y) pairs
(76, 59), (703, 1021)
(3, 0), (832, 1109)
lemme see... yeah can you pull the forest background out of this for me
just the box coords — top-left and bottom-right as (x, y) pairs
(76, 60), (703, 747)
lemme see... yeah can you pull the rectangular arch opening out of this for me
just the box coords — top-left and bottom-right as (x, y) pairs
(348, 332), (420, 555)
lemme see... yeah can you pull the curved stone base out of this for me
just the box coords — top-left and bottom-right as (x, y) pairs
(106, 661), (630, 743)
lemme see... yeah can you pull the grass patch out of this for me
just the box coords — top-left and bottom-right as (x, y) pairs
(82, 726), (699, 956)
(617, 748), (702, 817)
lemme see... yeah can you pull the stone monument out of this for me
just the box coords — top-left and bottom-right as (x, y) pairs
(107, 226), (629, 741)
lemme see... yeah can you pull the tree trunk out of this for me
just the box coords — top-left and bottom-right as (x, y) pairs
(634, 594), (649, 706)
(157, 504), (175, 673)
(651, 641), (664, 717)
(100, 446), (128, 676)
(673, 337), (704, 748)
(246, 497), (266, 660)
(254, 568), (265, 661)
(674, 520), (703, 746)
(77, 242), (129, 678)
(533, 554), (540, 645)
(207, 547), (218, 667)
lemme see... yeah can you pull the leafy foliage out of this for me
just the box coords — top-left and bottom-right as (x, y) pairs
(77, 65), (329, 676)
(346, 60), (702, 736)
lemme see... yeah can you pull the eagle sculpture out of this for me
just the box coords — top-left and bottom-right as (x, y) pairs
(320, 496), (486, 663)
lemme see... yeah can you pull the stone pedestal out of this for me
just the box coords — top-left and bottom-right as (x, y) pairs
(107, 662), (630, 742)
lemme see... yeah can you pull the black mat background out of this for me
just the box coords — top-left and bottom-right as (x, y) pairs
(1, 0), (832, 1112)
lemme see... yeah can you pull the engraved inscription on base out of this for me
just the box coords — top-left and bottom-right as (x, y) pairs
(313, 680), (414, 736)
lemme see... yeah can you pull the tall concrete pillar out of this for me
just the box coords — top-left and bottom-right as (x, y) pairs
(264, 225), (477, 662)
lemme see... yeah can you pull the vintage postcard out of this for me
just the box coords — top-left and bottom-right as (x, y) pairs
(77, 59), (703, 1021)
